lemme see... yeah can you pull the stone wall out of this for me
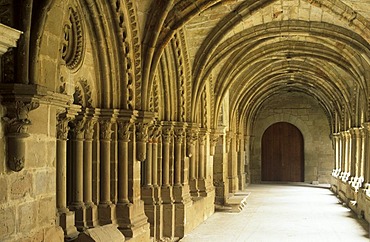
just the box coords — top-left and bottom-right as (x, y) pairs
(250, 92), (334, 184)
(0, 103), (64, 242)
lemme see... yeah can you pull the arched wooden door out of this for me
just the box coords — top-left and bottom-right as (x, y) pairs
(261, 122), (304, 182)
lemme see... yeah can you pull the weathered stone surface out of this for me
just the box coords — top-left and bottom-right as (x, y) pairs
(0, 207), (15, 239)
(18, 201), (37, 233)
(34, 169), (55, 196)
(38, 196), (56, 227)
(0, 175), (8, 202)
(10, 172), (33, 199)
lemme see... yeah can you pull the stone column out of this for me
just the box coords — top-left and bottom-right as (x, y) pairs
(161, 122), (175, 238)
(152, 125), (163, 241)
(198, 129), (207, 196)
(350, 128), (359, 179)
(56, 111), (78, 238)
(98, 111), (116, 225)
(117, 111), (151, 241)
(227, 131), (238, 193)
(69, 117), (87, 229)
(237, 133), (246, 190)
(362, 123), (370, 185)
(83, 111), (98, 228)
(332, 133), (340, 177)
(187, 124), (199, 197)
(173, 123), (191, 238)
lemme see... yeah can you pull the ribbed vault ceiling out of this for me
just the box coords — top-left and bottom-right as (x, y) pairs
(143, 0), (370, 131)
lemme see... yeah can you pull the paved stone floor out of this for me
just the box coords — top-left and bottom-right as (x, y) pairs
(180, 183), (370, 242)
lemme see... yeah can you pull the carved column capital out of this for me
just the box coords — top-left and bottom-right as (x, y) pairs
(3, 100), (39, 134)
(118, 121), (133, 142)
(70, 118), (86, 140)
(174, 123), (187, 144)
(161, 123), (174, 144)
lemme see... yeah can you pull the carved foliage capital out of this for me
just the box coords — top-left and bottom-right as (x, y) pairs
(70, 118), (86, 140)
(162, 125), (174, 144)
(84, 119), (97, 140)
(56, 112), (72, 140)
(99, 120), (113, 140)
(135, 122), (150, 143)
(174, 126), (186, 144)
(3, 101), (39, 134)
(118, 121), (133, 142)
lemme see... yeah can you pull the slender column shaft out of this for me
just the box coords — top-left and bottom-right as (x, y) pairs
(146, 142), (153, 185)
(57, 139), (68, 211)
(190, 145), (196, 180)
(100, 121), (113, 204)
(118, 139), (129, 203)
(175, 142), (182, 185)
(84, 127), (94, 205)
(157, 141), (163, 186)
(163, 141), (170, 186)
(198, 139), (205, 180)
(73, 137), (84, 206)
(152, 142), (158, 186)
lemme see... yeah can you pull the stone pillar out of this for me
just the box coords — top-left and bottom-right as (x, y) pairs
(173, 123), (191, 238)
(198, 129), (207, 196)
(362, 123), (370, 185)
(187, 124), (199, 197)
(83, 110), (98, 228)
(227, 131), (238, 193)
(56, 110), (78, 239)
(350, 128), (359, 179)
(161, 122), (175, 238)
(332, 133), (340, 177)
(69, 117), (87, 229)
(237, 133), (246, 190)
(117, 111), (151, 241)
(98, 110), (116, 225)
(152, 125), (164, 241)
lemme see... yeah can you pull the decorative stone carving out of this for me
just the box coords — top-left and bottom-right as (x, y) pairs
(118, 121), (133, 142)
(186, 126), (199, 157)
(2, 101), (39, 171)
(136, 122), (150, 161)
(61, 4), (85, 70)
(99, 120), (113, 141)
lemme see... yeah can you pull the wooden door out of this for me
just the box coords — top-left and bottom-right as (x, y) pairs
(261, 122), (304, 182)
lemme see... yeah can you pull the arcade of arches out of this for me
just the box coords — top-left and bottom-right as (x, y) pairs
(0, 0), (370, 241)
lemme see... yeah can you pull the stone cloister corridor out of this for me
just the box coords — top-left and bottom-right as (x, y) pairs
(0, 0), (370, 241)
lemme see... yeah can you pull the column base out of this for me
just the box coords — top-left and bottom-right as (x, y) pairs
(98, 203), (117, 225)
(228, 176), (239, 193)
(58, 210), (79, 240)
(116, 202), (150, 241)
(189, 178), (199, 197)
(161, 186), (175, 238)
(198, 178), (207, 197)
(70, 204), (86, 230)
(173, 185), (192, 238)
(85, 203), (99, 228)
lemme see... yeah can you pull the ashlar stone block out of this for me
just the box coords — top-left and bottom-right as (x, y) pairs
(0, 207), (15, 239)
(10, 172), (33, 200)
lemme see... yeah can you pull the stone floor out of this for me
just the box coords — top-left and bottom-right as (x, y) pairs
(180, 183), (370, 242)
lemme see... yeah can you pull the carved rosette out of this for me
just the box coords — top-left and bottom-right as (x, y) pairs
(3, 101), (39, 172)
